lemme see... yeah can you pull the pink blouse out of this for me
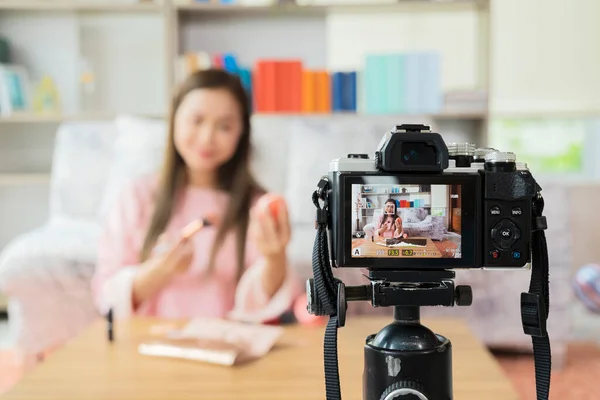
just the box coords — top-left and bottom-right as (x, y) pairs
(91, 175), (299, 323)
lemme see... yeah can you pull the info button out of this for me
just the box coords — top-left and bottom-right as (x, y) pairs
(512, 207), (523, 216)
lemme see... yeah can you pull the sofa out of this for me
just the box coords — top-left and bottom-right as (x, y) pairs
(0, 114), (573, 368)
(363, 207), (448, 241)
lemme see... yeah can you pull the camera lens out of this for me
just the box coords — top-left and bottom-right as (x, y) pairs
(400, 142), (437, 166)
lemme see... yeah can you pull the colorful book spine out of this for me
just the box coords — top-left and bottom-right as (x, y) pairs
(364, 55), (387, 114)
(253, 59), (303, 113)
(331, 72), (344, 112)
(302, 70), (316, 113)
(418, 52), (442, 113)
(404, 53), (421, 114)
(314, 70), (331, 113)
(345, 71), (357, 111)
(222, 53), (239, 75)
(212, 54), (224, 69)
(330, 71), (357, 112)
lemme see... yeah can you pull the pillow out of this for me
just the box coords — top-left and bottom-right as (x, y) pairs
(399, 208), (425, 223)
(249, 116), (292, 195)
(49, 121), (118, 223)
(98, 115), (167, 221)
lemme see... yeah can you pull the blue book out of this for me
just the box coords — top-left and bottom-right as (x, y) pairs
(404, 52), (421, 114)
(331, 72), (345, 112)
(222, 53), (239, 74)
(341, 72), (357, 111)
(385, 54), (406, 114)
(419, 52), (442, 113)
(347, 71), (357, 111)
(365, 55), (387, 114)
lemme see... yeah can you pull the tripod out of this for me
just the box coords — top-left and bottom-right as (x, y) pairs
(364, 305), (451, 400)
(328, 270), (473, 400)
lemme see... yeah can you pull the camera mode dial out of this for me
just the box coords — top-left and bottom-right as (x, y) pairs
(474, 147), (498, 162)
(484, 151), (517, 172)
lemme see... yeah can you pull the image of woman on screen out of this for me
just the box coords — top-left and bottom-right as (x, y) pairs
(376, 199), (408, 239)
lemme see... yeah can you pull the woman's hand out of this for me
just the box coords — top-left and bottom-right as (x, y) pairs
(250, 199), (291, 261)
(250, 196), (291, 298)
(132, 234), (195, 309)
(395, 218), (402, 229)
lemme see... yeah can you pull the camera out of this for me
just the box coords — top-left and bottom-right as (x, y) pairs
(308, 123), (550, 400)
(324, 123), (541, 272)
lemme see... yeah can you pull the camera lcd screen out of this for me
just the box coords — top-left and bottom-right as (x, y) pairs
(350, 183), (462, 259)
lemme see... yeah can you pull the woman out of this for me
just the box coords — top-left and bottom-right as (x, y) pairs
(91, 69), (299, 323)
(376, 199), (408, 239)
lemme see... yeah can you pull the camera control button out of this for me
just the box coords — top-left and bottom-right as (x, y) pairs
(512, 207), (523, 216)
(491, 219), (520, 250)
(490, 250), (501, 259)
(500, 228), (513, 239)
(512, 250), (522, 259)
(490, 206), (501, 216)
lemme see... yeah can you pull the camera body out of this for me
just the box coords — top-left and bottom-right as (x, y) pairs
(326, 124), (541, 271)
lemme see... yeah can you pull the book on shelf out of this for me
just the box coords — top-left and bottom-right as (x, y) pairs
(175, 50), (484, 117)
(364, 52), (442, 115)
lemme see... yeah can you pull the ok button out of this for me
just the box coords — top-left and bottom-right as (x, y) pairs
(500, 228), (513, 239)
(491, 219), (520, 250)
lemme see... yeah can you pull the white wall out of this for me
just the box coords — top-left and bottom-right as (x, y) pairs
(491, 0), (600, 114)
(326, 3), (483, 92)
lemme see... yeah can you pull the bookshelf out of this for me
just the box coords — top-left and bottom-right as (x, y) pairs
(0, 0), (493, 255)
(0, 1), (163, 11)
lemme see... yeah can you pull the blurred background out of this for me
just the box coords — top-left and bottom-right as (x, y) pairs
(0, 0), (598, 398)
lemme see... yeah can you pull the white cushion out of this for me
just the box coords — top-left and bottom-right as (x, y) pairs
(283, 117), (397, 226)
(249, 116), (292, 195)
(98, 115), (167, 221)
(49, 121), (118, 223)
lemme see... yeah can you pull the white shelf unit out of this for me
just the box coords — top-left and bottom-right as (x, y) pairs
(172, 0), (491, 140)
(0, 0), (493, 265)
(0, 1), (163, 11)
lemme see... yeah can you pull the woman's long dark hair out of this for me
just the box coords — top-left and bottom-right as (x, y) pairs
(139, 69), (264, 280)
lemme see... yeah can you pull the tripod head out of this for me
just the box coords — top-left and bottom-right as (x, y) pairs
(308, 270), (473, 328)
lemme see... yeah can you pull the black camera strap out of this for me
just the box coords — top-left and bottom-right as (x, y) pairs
(311, 185), (343, 400)
(521, 194), (551, 400)
(310, 179), (551, 400)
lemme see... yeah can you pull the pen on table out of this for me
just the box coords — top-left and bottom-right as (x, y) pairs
(107, 307), (114, 342)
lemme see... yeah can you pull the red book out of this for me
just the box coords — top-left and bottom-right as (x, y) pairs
(272, 60), (302, 113)
(212, 54), (223, 69)
(255, 60), (277, 113)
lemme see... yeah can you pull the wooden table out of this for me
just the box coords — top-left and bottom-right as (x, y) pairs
(352, 237), (443, 258)
(2, 317), (518, 400)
